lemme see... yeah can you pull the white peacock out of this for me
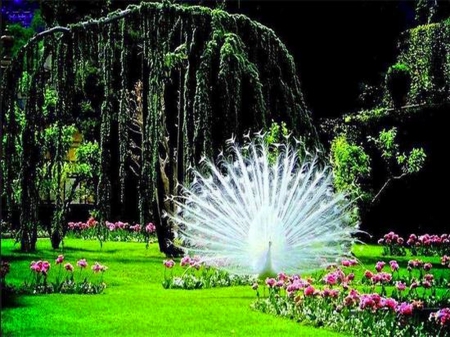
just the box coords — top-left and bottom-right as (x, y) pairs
(169, 134), (359, 278)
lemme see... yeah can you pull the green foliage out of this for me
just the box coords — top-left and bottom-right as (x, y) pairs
(74, 141), (101, 178)
(330, 135), (371, 202)
(404, 147), (427, 174)
(42, 87), (58, 118)
(395, 20), (450, 105)
(385, 63), (411, 107)
(7, 10), (45, 57)
(368, 127), (426, 177)
(264, 120), (289, 146)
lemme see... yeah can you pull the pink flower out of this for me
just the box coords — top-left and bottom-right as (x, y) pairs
(375, 261), (386, 272)
(130, 224), (142, 232)
(163, 259), (175, 269)
(275, 280), (284, 288)
(424, 274), (434, 282)
(395, 281), (406, 291)
(377, 238), (384, 245)
(91, 262), (107, 273)
(441, 255), (450, 266)
(324, 273), (338, 285)
(55, 255), (64, 264)
(180, 256), (191, 267)
(251, 283), (259, 291)
(359, 294), (376, 311)
(364, 270), (374, 279)
(422, 280), (432, 288)
(423, 263), (432, 271)
(277, 272), (288, 282)
(397, 237), (404, 245)
(77, 259), (88, 269)
(304, 285), (316, 296)
(383, 298), (398, 310)
(265, 278), (276, 288)
(106, 221), (116, 231)
(87, 217), (97, 228)
(346, 273), (355, 281)
(396, 302), (414, 315)
(341, 259), (358, 267)
(329, 289), (339, 298)
(145, 222), (156, 233)
(41, 261), (50, 274)
(64, 263), (74, 272)
(30, 261), (42, 273)
(389, 260), (399, 271)
(430, 307), (450, 326)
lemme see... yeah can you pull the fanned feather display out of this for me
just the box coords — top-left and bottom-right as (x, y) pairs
(169, 135), (359, 277)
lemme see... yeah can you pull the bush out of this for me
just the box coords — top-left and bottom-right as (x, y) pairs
(386, 63), (411, 108)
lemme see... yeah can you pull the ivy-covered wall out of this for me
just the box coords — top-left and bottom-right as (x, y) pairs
(1, 2), (320, 252)
(324, 15), (450, 238)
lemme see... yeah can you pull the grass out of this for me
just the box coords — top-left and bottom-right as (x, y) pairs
(1, 238), (345, 337)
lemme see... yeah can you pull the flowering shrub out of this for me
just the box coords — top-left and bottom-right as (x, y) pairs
(162, 256), (257, 290)
(378, 231), (450, 257)
(20, 255), (108, 294)
(67, 217), (157, 243)
(252, 256), (450, 336)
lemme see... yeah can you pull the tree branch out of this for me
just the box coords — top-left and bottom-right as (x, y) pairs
(371, 172), (407, 204)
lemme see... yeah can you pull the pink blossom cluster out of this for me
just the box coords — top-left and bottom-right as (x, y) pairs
(264, 273), (311, 295)
(179, 255), (202, 269)
(30, 260), (51, 275)
(378, 231), (404, 245)
(341, 290), (414, 316)
(91, 262), (108, 273)
(323, 268), (354, 287)
(358, 293), (398, 312)
(68, 217), (98, 230)
(145, 223), (156, 233)
(407, 233), (449, 246)
(341, 259), (358, 267)
(129, 224), (141, 232)
(429, 307), (450, 327)
(64, 263), (74, 272)
(441, 255), (450, 267)
(106, 221), (129, 231)
(163, 259), (175, 268)
(104, 221), (144, 232)
(407, 259), (432, 271)
(77, 259), (88, 268)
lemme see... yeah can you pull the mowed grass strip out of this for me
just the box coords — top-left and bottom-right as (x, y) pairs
(1, 238), (344, 337)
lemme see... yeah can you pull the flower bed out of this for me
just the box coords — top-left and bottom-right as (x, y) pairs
(67, 217), (157, 243)
(162, 257), (257, 289)
(378, 231), (450, 257)
(1, 255), (108, 296)
(251, 252), (450, 336)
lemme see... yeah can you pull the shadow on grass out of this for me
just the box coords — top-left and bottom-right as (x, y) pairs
(1, 287), (28, 309)
(60, 246), (120, 254)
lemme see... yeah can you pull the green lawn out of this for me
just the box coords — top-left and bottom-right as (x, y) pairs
(1, 238), (344, 337)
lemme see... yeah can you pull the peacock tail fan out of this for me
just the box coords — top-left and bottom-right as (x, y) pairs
(168, 133), (362, 278)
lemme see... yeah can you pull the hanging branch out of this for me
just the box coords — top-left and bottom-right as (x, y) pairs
(118, 19), (129, 212)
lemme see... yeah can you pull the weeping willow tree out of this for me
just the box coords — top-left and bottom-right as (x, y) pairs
(1, 2), (320, 253)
